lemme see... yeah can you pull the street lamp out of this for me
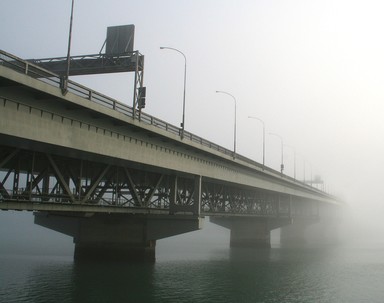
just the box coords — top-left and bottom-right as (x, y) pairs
(160, 46), (187, 139)
(284, 144), (296, 180)
(268, 132), (284, 174)
(216, 91), (237, 156)
(297, 154), (306, 183)
(299, 156), (311, 185)
(309, 162), (313, 186)
(62, 0), (75, 94)
(248, 116), (265, 169)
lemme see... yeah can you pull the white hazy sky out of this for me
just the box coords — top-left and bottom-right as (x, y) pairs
(2, 0), (384, 223)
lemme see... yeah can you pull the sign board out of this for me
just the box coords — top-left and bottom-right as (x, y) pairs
(106, 25), (135, 54)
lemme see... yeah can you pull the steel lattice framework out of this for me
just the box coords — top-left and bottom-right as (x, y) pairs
(0, 146), (317, 218)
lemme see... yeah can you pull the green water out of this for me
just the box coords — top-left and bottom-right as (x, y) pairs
(1, 242), (384, 303)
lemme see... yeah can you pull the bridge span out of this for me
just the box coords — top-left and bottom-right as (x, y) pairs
(0, 50), (341, 261)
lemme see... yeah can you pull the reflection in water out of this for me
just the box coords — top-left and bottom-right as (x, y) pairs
(2, 244), (384, 303)
(71, 262), (156, 303)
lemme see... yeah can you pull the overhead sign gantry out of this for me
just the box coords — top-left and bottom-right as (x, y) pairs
(29, 24), (146, 116)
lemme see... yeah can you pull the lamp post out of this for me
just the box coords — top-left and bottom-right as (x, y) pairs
(216, 91), (237, 156)
(160, 47), (187, 139)
(248, 116), (265, 169)
(296, 154), (306, 184)
(309, 162), (313, 186)
(300, 157), (311, 185)
(268, 132), (284, 174)
(284, 144), (296, 180)
(62, 0), (75, 94)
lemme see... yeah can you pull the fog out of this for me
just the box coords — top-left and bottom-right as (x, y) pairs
(1, 0), (384, 255)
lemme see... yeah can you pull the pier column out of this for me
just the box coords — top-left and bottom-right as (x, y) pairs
(210, 217), (291, 248)
(72, 215), (156, 261)
(230, 219), (271, 248)
(280, 218), (317, 247)
(34, 212), (202, 262)
(281, 217), (340, 247)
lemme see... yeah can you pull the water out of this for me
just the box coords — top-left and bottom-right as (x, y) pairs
(1, 241), (384, 303)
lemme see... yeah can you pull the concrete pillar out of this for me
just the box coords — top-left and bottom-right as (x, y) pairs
(34, 212), (202, 262)
(230, 218), (271, 248)
(280, 218), (316, 247)
(210, 217), (291, 248)
(72, 215), (156, 262)
(74, 241), (156, 262)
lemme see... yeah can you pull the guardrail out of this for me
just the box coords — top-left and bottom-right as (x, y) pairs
(0, 49), (327, 196)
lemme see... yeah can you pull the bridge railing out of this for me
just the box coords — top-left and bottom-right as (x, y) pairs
(0, 50), (326, 194)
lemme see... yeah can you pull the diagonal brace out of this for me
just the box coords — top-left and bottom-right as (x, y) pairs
(46, 154), (75, 203)
(81, 164), (111, 203)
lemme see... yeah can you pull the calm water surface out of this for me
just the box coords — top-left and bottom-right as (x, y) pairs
(1, 240), (384, 303)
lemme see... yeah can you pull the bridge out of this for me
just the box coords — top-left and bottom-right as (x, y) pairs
(0, 50), (341, 261)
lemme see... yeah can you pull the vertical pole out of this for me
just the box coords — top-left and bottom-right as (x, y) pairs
(138, 56), (145, 121)
(234, 98), (237, 157)
(268, 132), (284, 174)
(133, 51), (139, 119)
(159, 47), (187, 139)
(310, 165), (313, 186)
(262, 123), (265, 169)
(181, 55), (187, 139)
(281, 140), (284, 174)
(63, 0), (75, 94)
(216, 91), (237, 157)
(248, 116), (265, 169)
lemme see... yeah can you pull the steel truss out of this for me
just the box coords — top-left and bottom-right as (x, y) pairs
(0, 146), (316, 217)
(201, 183), (291, 216)
(0, 147), (170, 208)
(29, 53), (144, 75)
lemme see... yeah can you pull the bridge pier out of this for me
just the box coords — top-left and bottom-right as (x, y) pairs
(210, 217), (291, 248)
(280, 217), (340, 247)
(279, 218), (316, 247)
(74, 241), (156, 262)
(34, 212), (202, 262)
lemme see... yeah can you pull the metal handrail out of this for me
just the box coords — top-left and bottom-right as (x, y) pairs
(0, 49), (330, 196)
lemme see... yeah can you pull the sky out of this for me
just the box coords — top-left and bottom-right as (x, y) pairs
(1, 0), (384, 253)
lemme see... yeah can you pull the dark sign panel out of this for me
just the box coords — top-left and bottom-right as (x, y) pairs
(106, 24), (135, 54)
